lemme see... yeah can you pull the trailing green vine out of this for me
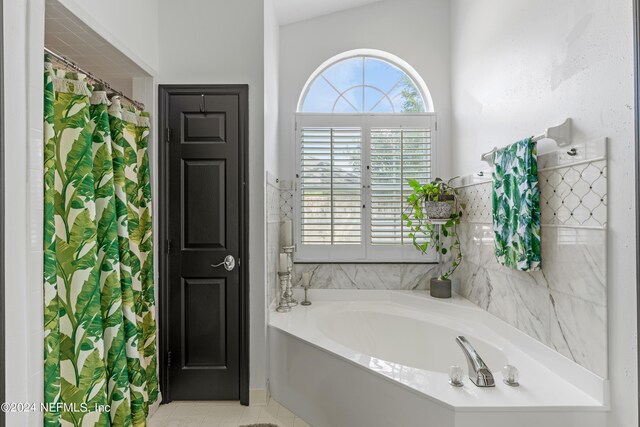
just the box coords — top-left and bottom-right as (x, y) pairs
(402, 178), (464, 280)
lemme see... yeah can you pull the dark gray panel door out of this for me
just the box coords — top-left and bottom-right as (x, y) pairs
(167, 93), (241, 400)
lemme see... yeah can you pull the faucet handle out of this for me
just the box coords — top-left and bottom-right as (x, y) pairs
(502, 365), (520, 386)
(449, 365), (464, 387)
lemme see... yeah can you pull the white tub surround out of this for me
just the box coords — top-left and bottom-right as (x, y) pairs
(269, 290), (606, 427)
(452, 138), (607, 377)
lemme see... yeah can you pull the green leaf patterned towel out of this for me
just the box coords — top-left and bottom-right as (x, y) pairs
(492, 137), (541, 271)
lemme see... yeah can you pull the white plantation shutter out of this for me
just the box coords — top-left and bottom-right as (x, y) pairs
(370, 128), (431, 245)
(299, 127), (362, 245)
(295, 114), (436, 262)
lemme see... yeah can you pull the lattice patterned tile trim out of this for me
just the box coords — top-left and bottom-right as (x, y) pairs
(456, 159), (607, 228)
(539, 160), (607, 227)
(280, 189), (294, 220)
(457, 183), (493, 224)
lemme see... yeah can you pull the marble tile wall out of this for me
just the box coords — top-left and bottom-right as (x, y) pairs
(453, 160), (607, 377)
(266, 173), (281, 307)
(290, 263), (439, 290)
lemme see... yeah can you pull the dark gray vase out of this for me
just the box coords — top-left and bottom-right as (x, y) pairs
(430, 278), (452, 298)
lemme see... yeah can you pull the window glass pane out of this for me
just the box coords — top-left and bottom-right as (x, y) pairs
(398, 77), (425, 112)
(341, 87), (364, 113)
(364, 87), (393, 113)
(386, 84), (405, 112)
(364, 57), (404, 94)
(301, 77), (336, 112)
(300, 56), (426, 113)
(333, 97), (358, 113)
(321, 57), (363, 93)
(387, 76), (425, 113)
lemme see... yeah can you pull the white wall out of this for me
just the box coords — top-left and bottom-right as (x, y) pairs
(55, 0), (159, 73)
(450, 1), (637, 425)
(4, 0), (35, 425)
(264, 0), (280, 400)
(158, 0), (268, 393)
(264, 0), (280, 176)
(278, 0), (452, 181)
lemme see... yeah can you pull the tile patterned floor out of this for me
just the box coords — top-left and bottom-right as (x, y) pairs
(148, 399), (311, 427)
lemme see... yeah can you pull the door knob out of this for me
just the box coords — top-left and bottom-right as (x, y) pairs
(211, 255), (235, 271)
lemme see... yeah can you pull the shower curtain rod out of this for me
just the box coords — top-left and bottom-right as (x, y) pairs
(44, 47), (145, 111)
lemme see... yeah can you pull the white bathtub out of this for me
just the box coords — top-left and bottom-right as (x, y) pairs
(268, 290), (607, 427)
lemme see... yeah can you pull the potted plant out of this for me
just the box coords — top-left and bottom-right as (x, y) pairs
(402, 178), (463, 298)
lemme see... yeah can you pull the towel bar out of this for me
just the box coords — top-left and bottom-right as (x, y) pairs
(480, 118), (572, 165)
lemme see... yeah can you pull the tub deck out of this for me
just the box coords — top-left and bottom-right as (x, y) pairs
(268, 290), (606, 427)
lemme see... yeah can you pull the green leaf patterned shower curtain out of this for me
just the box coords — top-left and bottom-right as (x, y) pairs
(43, 59), (159, 427)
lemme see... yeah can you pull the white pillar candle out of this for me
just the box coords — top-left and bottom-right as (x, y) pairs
(302, 272), (311, 288)
(279, 253), (289, 273)
(282, 219), (293, 247)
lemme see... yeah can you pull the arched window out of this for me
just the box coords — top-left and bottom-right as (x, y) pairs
(299, 55), (429, 113)
(294, 50), (436, 263)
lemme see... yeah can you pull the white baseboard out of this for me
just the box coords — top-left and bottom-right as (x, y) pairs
(249, 388), (268, 406)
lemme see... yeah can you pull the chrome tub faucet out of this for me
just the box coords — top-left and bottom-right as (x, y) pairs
(455, 336), (495, 387)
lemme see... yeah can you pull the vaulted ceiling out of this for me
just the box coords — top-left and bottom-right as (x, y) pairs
(273, 0), (385, 25)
